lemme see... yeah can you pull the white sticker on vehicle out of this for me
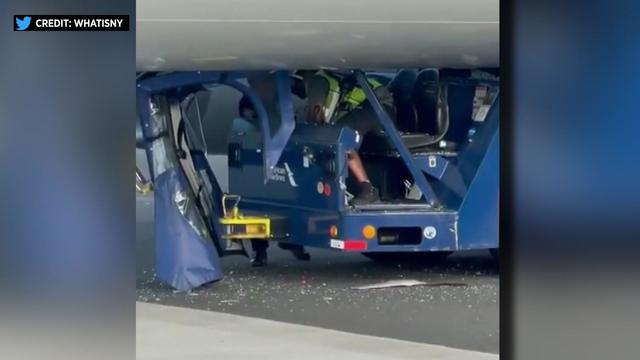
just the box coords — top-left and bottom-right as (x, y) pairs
(475, 105), (491, 122)
(268, 162), (299, 187)
(472, 85), (497, 122)
(330, 239), (344, 249)
(428, 156), (437, 168)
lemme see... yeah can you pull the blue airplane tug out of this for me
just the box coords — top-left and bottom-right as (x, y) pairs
(136, 69), (499, 290)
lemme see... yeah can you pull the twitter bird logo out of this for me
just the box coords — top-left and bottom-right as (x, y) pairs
(16, 16), (32, 31)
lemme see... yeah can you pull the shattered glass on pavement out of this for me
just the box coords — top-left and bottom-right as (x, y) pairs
(136, 194), (499, 353)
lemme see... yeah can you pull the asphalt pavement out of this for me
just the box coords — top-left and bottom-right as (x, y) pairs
(137, 302), (498, 359)
(136, 194), (499, 353)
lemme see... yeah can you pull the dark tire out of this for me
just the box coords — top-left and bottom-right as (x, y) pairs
(362, 251), (452, 264)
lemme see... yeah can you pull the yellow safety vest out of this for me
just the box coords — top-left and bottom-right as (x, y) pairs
(316, 70), (342, 122)
(315, 71), (383, 121)
(342, 78), (384, 109)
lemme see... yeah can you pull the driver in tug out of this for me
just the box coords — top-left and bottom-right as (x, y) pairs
(295, 70), (396, 204)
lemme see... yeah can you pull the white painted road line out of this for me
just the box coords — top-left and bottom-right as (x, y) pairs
(137, 302), (499, 360)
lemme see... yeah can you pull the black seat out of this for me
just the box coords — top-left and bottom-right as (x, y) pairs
(411, 69), (443, 135)
(361, 69), (452, 155)
(386, 69), (418, 132)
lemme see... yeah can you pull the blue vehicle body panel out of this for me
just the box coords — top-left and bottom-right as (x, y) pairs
(457, 129), (499, 250)
(153, 168), (223, 290)
(228, 74), (499, 253)
(338, 211), (459, 251)
(229, 124), (358, 212)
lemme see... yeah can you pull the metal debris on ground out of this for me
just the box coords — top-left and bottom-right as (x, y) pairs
(352, 279), (467, 290)
(220, 299), (240, 304)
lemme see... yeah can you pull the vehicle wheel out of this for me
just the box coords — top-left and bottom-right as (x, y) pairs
(362, 251), (452, 264)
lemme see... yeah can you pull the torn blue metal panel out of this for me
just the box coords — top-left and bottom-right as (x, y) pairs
(154, 167), (223, 290)
(137, 86), (223, 291)
(138, 71), (291, 181)
(266, 71), (297, 173)
(217, 71), (296, 182)
(137, 71), (298, 290)
(190, 150), (226, 255)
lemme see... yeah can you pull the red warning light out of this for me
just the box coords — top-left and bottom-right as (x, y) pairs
(323, 183), (332, 196)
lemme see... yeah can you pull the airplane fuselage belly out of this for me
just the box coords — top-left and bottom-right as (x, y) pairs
(136, 0), (499, 71)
